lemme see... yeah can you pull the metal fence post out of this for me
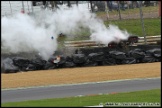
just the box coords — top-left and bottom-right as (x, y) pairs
(31, 1), (34, 13)
(118, 1), (121, 20)
(159, 1), (161, 17)
(90, 1), (93, 12)
(9, 1), (12, 15)
(105, 1), (109, 21)
(139, 1), (147, 44)
(27, 1), (30, 13)
(21, 1), (25, 13)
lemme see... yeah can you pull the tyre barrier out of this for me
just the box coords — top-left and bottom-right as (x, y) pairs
(1, 45), (161, 74)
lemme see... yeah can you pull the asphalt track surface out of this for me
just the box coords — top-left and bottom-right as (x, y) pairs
(1, 77), (160, 103)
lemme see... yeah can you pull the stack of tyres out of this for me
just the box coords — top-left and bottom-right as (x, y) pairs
(13, 57), (30, 71)
(103, 55), (116, 65)
(1, 47), (161, 74)
(29, 58), (46, 70)
(44, 62), (56, 70)
(72, 54), (87, 66)
(56, 56), (66, 68)
(109, 51), (126, 64)
(44, 56), (60, 70)
(144, 48), (161, 62)
(128, 48), (146, 63)
(64, 56), (76, 68)
(2, 58), (19, 73)
(86, 52), (104, 66)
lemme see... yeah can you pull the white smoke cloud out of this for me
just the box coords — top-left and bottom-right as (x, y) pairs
(90, 25), (129, 44)
(1, 5), (129, 60)
(2, 13), (57, 60)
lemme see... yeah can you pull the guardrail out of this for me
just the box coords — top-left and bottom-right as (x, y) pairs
(64, 35), (161, 48)
(64, 40), (106, 48)
(135, 35), (161, 45)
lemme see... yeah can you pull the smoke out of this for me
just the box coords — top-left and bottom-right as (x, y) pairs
(2, 13), (57, 60)
(1, 5), (129, 60)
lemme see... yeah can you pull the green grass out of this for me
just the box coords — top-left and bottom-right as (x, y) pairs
(104, 18), (161, 36)
(62, 18), (161, 42)
(2, 89), (161, 107)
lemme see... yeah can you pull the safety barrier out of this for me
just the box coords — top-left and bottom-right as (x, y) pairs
(64, 35), (161, 48)
(136, 35), (161, 45)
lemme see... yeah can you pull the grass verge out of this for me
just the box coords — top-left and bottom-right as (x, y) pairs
(62, 18), (161, 42)
(2, 89), (161, 107)
(105, 18), (161, 36)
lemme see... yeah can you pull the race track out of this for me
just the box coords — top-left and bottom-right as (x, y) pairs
(2, 77), (160, 103)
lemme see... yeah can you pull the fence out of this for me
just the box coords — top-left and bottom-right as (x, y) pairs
(96, 1), (160, 20)
(1, 1), (41, 16)
(1, 1), (90, 16)
(137, 35), (161, 45)
(93, 1), (161, 41)
(64, 35), (161, 48)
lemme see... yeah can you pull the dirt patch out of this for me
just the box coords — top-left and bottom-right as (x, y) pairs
(2, 62), (160, 89)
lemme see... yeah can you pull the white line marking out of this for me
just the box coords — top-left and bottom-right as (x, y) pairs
(2, 77), (160, 91)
